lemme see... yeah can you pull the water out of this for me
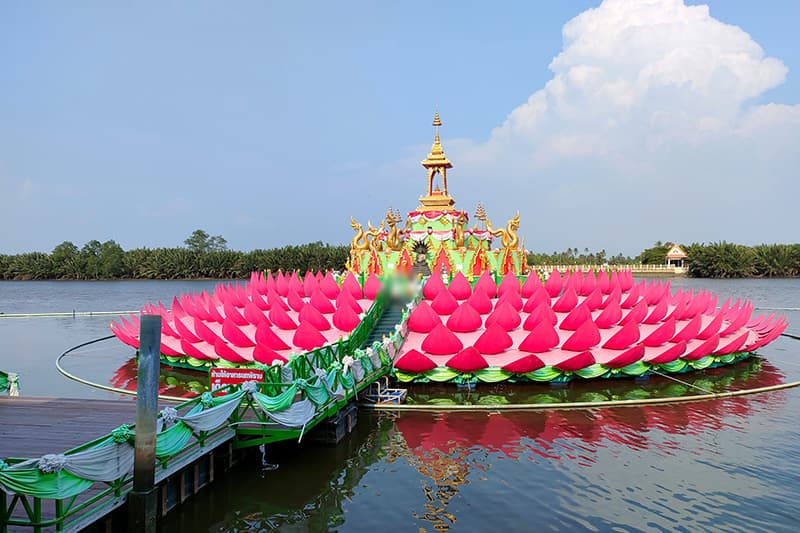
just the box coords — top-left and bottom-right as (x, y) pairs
(0, 280), (223, 399)
(1, 278), (799, 531)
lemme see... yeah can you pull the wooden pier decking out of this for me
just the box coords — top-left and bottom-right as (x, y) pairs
(1, 297), (405, 531)
(1, 396), (235, 532)
(0, 397), (139, 459)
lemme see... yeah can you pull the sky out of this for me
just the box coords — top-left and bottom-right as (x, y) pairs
(1, 0), (798, 257)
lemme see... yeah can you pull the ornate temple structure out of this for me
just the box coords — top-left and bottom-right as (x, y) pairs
(347, 114), (528, 278)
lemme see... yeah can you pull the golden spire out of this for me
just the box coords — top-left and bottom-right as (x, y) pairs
(427, 112), (447, 160)
(419, 112), (454, 210)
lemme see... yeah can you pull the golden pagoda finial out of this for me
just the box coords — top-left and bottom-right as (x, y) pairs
(475, 202), (486, 221)
(419, 111), (454, 210)
(430, 111), (444, 156)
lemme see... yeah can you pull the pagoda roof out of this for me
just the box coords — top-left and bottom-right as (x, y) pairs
(666, 244), (687, 259)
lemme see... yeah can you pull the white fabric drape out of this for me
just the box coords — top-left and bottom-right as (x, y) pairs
(10, 441), (134, 482)
(262, 398), (316, 428)
(180, 392), (244, 433)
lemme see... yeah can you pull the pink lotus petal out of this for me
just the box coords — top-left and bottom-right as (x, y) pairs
(561, 320), (601, 352)
(448, 272), (473, 300)
(423, 274), (447, 300)
(394, 349), (437, 373)
(602, 321), (641, 350)
(421, 323), (463, 355)
(446, 346), (489, 372)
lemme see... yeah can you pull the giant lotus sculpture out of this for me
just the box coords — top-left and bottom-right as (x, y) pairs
(111, 114), (787, 385)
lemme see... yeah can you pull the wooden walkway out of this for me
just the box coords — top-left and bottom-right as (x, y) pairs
(1, 396), (236, 532)
(0, 396), (139, 458)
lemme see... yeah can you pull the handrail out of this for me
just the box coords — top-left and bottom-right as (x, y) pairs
(0, 281), (413, 530)
(5, 334), (402, 531)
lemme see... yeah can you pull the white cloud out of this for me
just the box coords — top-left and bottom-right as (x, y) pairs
(445, 0), (799, 256)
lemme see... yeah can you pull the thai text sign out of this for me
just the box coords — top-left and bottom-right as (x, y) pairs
(210, 367), (264, 394)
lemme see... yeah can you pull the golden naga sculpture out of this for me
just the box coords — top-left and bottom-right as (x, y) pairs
(453, 212), (468, 248)
(350, 217), (369, 251)
(479, 211), (520, 250)
(385, 208), (403, 251)
(366, 220), (385, 252)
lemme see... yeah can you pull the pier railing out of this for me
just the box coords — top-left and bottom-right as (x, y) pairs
(0, 385), (238, 532)
(0, 362), (396, 531)
(0, 286), (410, 532)
(347, 288), (390, 351)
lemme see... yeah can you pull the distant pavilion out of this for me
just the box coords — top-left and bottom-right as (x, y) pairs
(665, 244), (687, 268)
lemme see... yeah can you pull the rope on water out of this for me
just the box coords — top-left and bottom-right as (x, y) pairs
(363, 380), (800, 412)
(0, 310), (137, 319)
(648, 369), (716, 395)
(57, 335), (800, 414)
(56, 334), (189, 403)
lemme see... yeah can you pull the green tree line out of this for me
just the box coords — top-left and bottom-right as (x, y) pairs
(530, 240), (800, 278)
(684, 242), (800, 278)
(637, 240), (800, 278)
(0, 234), (349, 281)
(527, 247), (633, 266)
(3, 231), (798, 280)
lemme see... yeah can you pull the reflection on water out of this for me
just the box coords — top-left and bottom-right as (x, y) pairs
(102, 352), (787, 404)
(404, 356), (786, 406)
(161, 371), (799, 531)
(109, 358), (209, 398)
(1, 279), (798, 531)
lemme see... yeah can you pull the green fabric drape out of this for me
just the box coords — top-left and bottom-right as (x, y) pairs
(253, 385), (298, 412)
(473, 368), (513, 383)
(574, 364), (609, 379)
(717, 354), (736, 365)
(0, 390), (250, 499)
(619, 361), (649, 376)
(297, 378), (329, 406)
(689, 356), (714, 370)
(143, 393), (246, 460)
(0, 369), (18, 395)
(360, 354), (373, 374)
(0, 467), (93, 500)
(339, 370), (355, 390)
(394, 370), (421, 383)
(525, 366), (563, 382)
(659, 360), (688, 373)
(207, 390), (246, 408)
(155, 422), (194, 459)
(423, 368), (460, 382)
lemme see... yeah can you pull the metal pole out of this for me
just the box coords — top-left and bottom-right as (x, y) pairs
(128, 314), (161, 532)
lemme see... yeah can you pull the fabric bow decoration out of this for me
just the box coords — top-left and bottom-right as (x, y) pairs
(241, 381), (258, 395)
(160, 407), (179, 425)
(38, 454), (68, 474)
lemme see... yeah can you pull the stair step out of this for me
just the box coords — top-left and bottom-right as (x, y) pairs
(359, 300), (408, 348)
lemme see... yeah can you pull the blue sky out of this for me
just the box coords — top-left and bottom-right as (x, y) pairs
(1, 1), (798, 257)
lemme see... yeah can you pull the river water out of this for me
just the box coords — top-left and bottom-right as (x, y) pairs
(1, 278), (799, 531)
